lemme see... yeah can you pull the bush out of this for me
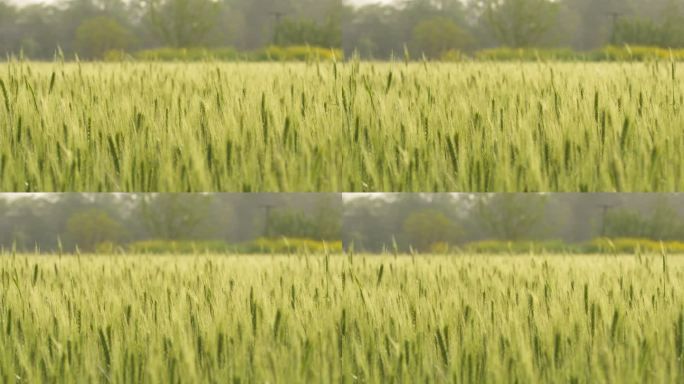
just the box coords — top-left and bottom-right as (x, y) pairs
(256, 46), (343, 61)
(134, 46), (343, 62)
(134, 47), (242, 61)
(75, 17), (136, 59)
(592, 46), (684, 61)
(127, 238), (342, 254)
(582, 238), (684, 254)
(470, 45), (684, 62)
(462, 238), (684, 254)
(464, 240), (578, 254)
(103, 50), (132, 62)
(429, 241), (451, 254)
(475, 47), (581, 61)
(95, 241), (117, 254)
(239, 238), (342, 254)
(128, 240), (234, 254)
(440, 49), (467, 62)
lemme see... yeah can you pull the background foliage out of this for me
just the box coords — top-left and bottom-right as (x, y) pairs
(3, 0), (684, 60)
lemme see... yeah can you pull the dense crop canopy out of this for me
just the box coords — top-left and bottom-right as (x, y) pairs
(0, 62), (682, 191)
(1, 254), (684, 382)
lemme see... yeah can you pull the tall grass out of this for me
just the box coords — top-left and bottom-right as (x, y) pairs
(1, 253), (684, 382)
(0, 60), (682, 191)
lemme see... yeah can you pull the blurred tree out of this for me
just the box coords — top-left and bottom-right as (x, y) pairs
(6, 0), (684, 59)
(614, 17), (663, 46)
(343, 194), (467, 252)
(267, 210), (316, 239)
(0, 194), (340, 252)
(12, 4), (62, 58)
(274, 17), (341, 47)
(139, 194), (215, 239)
(75, 16), (136, 58)
(478, 0), (558, 47)
(266, 196), (341, 241)
(476, 194), (547, 240)
(146, 0), (220, 47)
(410, 17), (472, 58)
(648, 198), (683, 240)
(66, 209), (124, 251)
(605, 197), (684, 240)
(0, 1), (18, 55)
(311, 195), (343, 240)
(343, 4), (403, 58)
(613, 11), (684, 47)
(604, 209), (648, 238)
(659, 0), (684, 47)
(402, 209), (460, 252)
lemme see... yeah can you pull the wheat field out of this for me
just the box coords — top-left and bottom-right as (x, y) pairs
(0, 61), (682, 192)
(1, 253), (683, 383)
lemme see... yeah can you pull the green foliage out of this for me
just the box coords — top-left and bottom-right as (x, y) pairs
(604, 209), (649, 238)
(139, 195), (214, 240)
(614, 13), (684, 48)
(471, 46), (684, 62)
(74, 17), (136, 59)
(134, 46), (343, 61)
(103, 49), (132, 62)
(263, 196), (342, 242)
(127, 238), (342, 254)
(3, 253), (684, 382)
(585, 238), (684, 254)
(410, 17), (472, 59)
(241, 238), (342, 254)
(440, 49), (467, 61)
(257, 46), (343, 61)
(605, 201), (684, 240)
(146, 0), (220, 48)
(267, 209), (340, 241)
(614, 18), (665, 46)
(66, 209), (124, 252)
(475, 47), (581, 61)
(465, 239), (684, 254)
(402, 209), (460, 252)
(274, 17), (341, 48)
(128, 240), (233, 254)
(594, 46), (684, 61)
(476, 195), (547, 241)
(465, 240), (577, 254)
(481, 0), (559, 48)
(134, 47), (242, 61)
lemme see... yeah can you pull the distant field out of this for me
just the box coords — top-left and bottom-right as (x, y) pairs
(2, 254), (684, 382)
(0, 62), (682, 191)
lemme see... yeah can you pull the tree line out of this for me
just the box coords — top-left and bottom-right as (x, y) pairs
(0, 194), (342, 252)
(344, 0), (684, 59)
(344, 193), (684, 252)
(0, 0), (342, 59)
(3, 0), (684, 60)
(3, 193), (684, 254)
